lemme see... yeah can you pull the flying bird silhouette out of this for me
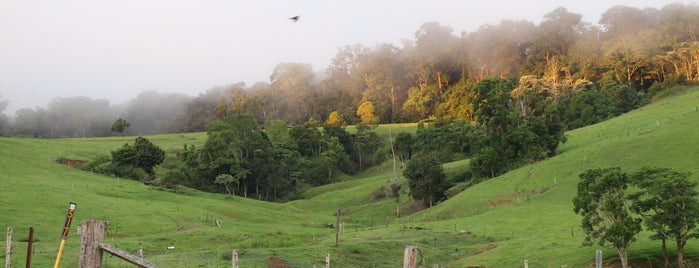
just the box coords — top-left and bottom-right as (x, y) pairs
(289, 15), (300, 22)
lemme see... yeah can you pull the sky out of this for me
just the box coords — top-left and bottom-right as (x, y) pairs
(0, 0), (695, 116)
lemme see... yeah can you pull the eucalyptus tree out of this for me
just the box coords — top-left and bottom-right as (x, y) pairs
(629, 167), (699, 268)
(269, 62), (317, 124)
(355, 43), (407, 122)
(465, 19), (536, 80)
(401, 22), (465, 120)
(573, 167), (641, 268)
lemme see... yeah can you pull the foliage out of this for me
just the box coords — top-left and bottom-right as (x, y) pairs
(469, 78), (567, 178)
(393, 132), (415, 168)
(403, 152), (447, 207)
(3, 88), (699, 267)
(356, 101), (379, 125)
(573, 167), (641, 268)
(325, 111), (346, 126)
(629, 167), (699, 267)
(350, 127), (384, 170)
(111, 118), (131, 135)
(560, 86), (619, 129)
(111, 136), (165, 177)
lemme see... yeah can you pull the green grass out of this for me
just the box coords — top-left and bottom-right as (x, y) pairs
(2, 88), (699, 267)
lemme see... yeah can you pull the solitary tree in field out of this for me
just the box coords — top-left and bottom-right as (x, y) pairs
(629, 167), (699, 268)
(111, 118), (130, 136)
(403, 152), (446, 207)
(573, 167), (641, 268)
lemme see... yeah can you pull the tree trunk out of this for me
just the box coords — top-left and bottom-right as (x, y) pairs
(243, 181), (248, 198)
(676, 238), (685, 268)
(616, 246), (628, 268)
(662, 238), (669, 268)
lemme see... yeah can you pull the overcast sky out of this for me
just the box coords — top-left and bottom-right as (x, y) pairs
(0, 0), (694, 116)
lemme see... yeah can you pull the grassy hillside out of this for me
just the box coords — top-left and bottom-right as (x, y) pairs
(1, 88), (699, 267)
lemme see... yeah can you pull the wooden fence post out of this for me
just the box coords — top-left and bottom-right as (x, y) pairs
(524, 259), (528, 268)
(231, 250), (238, 268)
(325, 253), (330, 268)
(79, 220), (105, 268)
(334, 209), (340, 247)
(595, 250), (602, 268)
(5, 227), (12, 268)
(403, 245), (418, 268)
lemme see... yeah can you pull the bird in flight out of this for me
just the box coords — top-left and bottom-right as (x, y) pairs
(289, 15), (300, 22)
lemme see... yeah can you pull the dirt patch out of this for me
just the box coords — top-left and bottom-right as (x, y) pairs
(487, 198), (512, 207)
(266, 256), (292, 268)
(58, 158), (87, 168)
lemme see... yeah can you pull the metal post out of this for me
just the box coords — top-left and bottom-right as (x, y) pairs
(25, 227), (33, 268)
(54, 202), (76, 268)
(595, 250), (602, 268)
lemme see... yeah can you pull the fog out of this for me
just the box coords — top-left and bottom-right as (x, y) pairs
(1, 0), (691, 117)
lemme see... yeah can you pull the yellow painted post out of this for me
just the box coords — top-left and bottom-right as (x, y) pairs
(53, 202), (76, 268)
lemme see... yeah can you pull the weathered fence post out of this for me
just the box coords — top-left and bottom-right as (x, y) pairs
(325, 253), (330, 268)
(524, 259), (528, 268)
(79, 220), (105, 268)
(231, 249), (238, 268)
(5, 227), (12, 268)
(595, 250), (602, 268)
(403, 245), (418, 268)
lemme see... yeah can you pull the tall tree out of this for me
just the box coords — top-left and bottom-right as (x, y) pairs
(629, 167), (699, 268)
(466, 20), (536, 80)
(573, 167), (641, 268)
(269, 62), (317, 123)
(356, 43), (407, 122)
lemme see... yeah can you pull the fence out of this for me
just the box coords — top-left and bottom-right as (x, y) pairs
(5, 222), (606, 267)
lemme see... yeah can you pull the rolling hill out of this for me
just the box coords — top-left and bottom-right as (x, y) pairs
(1, 88), (699, 267)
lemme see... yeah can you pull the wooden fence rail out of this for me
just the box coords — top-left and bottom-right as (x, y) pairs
(79, 219), (158, 268)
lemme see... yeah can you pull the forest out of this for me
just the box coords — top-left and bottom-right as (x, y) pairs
(5, 3), (699, 202)
(1, 4), (698, 138)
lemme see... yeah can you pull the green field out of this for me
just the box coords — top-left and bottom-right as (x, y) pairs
(2, 88), (699, 267)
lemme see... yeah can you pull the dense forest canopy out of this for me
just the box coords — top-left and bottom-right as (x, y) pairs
(1, 3), (699, 137)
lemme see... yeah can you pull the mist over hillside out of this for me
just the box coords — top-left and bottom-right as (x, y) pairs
(1, 3), (698, 137)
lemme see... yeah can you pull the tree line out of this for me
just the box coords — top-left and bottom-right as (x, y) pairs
(84, 73), (567, 205)
(1, 3), (699, 138)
